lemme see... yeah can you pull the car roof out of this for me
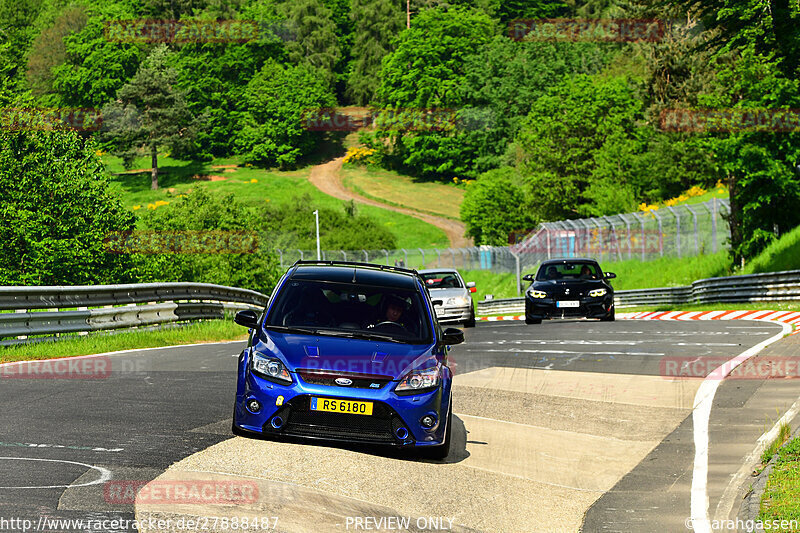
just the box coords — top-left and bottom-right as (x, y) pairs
(289, 261), (419, 289)
(540, 258), (599, 266)
(418, 268), (460, 275)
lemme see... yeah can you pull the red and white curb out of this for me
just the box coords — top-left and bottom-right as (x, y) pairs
(478, 310), (800, 334)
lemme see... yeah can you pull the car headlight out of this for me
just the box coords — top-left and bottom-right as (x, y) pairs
(251, 351), (292, 383)
(527, 289), (548, 299)
(396, 364), (441, 393)
(446, 296), (471, 306)
(589, 288), (607, 298)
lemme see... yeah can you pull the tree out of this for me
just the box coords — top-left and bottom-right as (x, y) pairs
(698, 47), (800, 263)
(280, 0), (341, 87)
(514, 74), (648, 219)
(0, 128), (136, 285)
(26, 5), (88, 99)
(460, 167), (536, 245)
(169, 6), (287, 158)
(50, 4), (144, 108)
(235, 59), (336, 168)
(667, 0), (800, 79)
(368, 6), (496, 178)
(346, 0), (403, 105)
(101, 45), (196, 190)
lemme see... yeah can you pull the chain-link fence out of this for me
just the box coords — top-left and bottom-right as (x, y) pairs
(275, 198), (731, 294)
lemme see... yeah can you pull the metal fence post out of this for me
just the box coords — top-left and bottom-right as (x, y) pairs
(710, 198), (718, 253)
(276, 249), (283, 268)
(509, 250), (521, 296)
(685, 204), (699, 255)
(632, 212), (645, 261)
(667, 206), (681, 258)
(298, 249), (304, 260)
(418, 248), (425, 267)
(363, 249), (368, 262)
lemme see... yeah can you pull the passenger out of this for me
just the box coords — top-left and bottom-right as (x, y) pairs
(580, 265), (595, 279)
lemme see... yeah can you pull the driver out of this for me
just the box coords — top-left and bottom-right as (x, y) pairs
(370, 294), (410, 330)
(384, 299), (404, 323)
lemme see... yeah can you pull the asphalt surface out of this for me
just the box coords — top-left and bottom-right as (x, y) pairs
(0, 319), (795, 533)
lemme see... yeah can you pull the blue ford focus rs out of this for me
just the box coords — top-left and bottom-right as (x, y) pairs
(232, 261), (464, 459)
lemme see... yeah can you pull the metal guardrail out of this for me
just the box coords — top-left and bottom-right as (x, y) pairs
(0, 283), (270, 344)
(476, 270), (800, 314)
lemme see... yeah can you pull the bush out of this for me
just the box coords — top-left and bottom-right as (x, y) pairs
(255, 196), (397, 251)
(0, 129), (136, 285)
(134, 189), (281, 294)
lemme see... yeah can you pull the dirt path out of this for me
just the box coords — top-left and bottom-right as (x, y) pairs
(309, 157), (472, 248)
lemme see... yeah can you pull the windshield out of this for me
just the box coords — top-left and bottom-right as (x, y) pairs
(265, 280), (432, 343)
(420, 271), (463, 289)
(536, 262), (602, 281)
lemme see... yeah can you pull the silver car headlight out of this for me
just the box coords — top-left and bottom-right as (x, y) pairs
(396, 364), (441, 393)
(446, 296), (471, 306)
(251, 351), (292, 383)
(589, 288), (607, 298)
(527, 289), (547, 299)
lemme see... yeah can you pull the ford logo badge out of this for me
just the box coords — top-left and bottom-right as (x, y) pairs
(335, 377), (353, 386)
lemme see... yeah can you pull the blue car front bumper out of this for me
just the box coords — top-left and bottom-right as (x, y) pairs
(234, 356), (453, 448)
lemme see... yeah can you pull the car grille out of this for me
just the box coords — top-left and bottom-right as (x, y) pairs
(297, 369), (393, 389)
(263, 395), (410, 445)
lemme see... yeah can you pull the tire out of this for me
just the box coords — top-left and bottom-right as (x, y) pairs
(525, 317), (542, 325)
(464, 307), (476, 328)
(600, 309), (615, 322)
(420, 405), (452, 460)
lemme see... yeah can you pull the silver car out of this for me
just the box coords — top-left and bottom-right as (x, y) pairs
(418, 269), (476, 327)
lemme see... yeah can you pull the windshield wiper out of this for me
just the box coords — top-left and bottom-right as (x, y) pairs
(265, 325), (318, 335)
(314, 330), (405, 343)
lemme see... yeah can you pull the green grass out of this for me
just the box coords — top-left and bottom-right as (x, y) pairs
(760, 434), (800, 529)
(341, 164), (464, 220)
(620, 302), (800, 313)
(762, 421), (793, 465)
(744, 224), (800, 274)
(102, 155), (449, 249)
(0, 319), (247, 362)
(461, 251), (733, 301)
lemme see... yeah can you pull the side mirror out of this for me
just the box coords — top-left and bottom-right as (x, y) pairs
(522, 274), (534, 282)
(604, 272), (617, 279)
(466, 281), (476, 293)
(234, 309), (259, 329)
(441, 327), (464, 345)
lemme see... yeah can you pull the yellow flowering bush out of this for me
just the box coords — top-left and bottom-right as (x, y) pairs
(343, 146), (376, 164)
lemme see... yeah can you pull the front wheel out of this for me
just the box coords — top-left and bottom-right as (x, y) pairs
(464, 307), (476, 328)
(600, 309), (615, 322)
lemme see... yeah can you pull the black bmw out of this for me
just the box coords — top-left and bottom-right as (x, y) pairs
(522, 259), (616, 324)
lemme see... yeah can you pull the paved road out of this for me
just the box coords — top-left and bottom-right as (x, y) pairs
(0, 320), (795, 533)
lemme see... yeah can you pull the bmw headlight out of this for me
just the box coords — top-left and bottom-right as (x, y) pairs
(527, 289), (548, 299)
(589, 288), (607, 298)
(251, 351), (292, 383)
(446, 296), (471, 306)
(396, 364), (441, 393)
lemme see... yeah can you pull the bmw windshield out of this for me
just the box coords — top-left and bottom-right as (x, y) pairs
(264, 280), (433, 344)
(536, 262), (603, 281)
